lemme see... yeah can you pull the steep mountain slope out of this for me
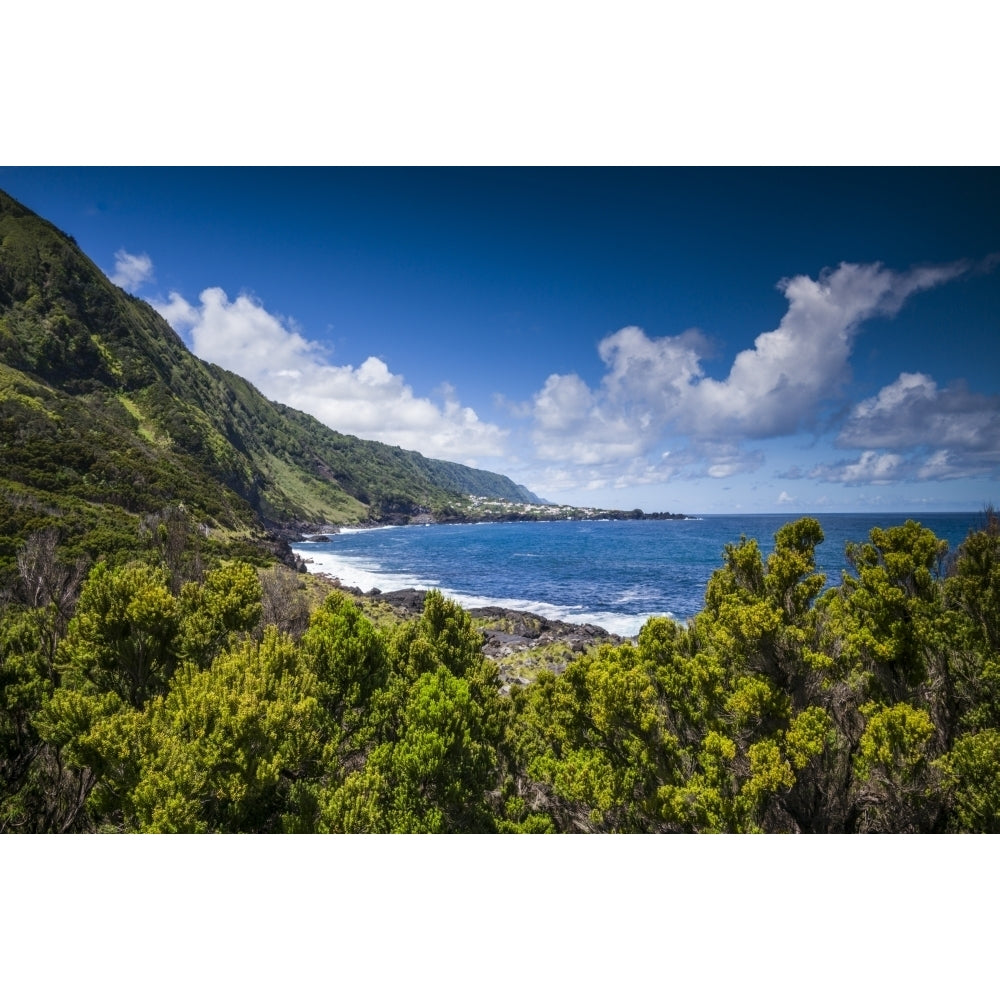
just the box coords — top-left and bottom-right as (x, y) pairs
(0, 189), (540, 574)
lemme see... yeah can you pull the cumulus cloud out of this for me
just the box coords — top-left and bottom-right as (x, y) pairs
(825, 371), (1000, 482)
(598, 325), (708, 425)
(530, 328), (708, 466)
(152, 287), (507, 464)
(526, 260), (976, 489)
(677, 260), (969, 439)
(526, 452), (684, 500)
(703, 444), (766, 479)
(810, 450), (908, 485)
(532, 383), (639, 466)
(108, 249), (154, 292)
(533, 373), (595, 435)
(839, 372), (1000, 455)
(155, 290), (200, 329)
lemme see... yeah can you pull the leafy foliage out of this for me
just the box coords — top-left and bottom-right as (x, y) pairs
(508, 514), (999, 833)
(3, 513), (1000, 833)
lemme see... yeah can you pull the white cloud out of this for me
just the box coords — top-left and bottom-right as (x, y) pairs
(814, 371), (1000, 484)
(837, 372), (1000, 472)
(142, 257), (989, 499)
(155, 290), (200, 329)
(529, 328), (709, 468)
(598, 325), (708, 426)
(810, 450), (907, 485)
(108, 249), (154, 292)
(681, 261), (969, 439)
(152, 287), (508, 464)
(704, 447), (765, 479)
(531, 371), (644, 465)
(526, 260), (972, 488)
(917, 450), (962, 481)
(533, 373), (595, 433)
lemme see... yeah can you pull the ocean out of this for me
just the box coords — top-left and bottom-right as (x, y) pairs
(292, 512), (984, 637)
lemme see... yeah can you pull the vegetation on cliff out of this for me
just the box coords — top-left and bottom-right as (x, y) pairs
(2, 510), (998, 832)
(0, 188), (543, 580)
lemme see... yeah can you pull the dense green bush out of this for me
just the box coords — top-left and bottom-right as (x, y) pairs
(3, 514), (999, 833)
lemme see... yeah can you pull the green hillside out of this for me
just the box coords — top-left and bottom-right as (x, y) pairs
(0, 189), (539, 577)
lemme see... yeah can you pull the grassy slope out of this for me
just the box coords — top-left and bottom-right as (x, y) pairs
(0, 189), (540, 577)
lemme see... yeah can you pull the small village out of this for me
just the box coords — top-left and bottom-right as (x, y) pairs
(455, 496), (687, 521)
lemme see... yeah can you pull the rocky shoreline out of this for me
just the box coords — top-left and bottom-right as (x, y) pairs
(284, 506), (665, 689)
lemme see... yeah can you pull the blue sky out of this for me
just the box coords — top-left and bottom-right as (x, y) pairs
(2, 167), (997, 514)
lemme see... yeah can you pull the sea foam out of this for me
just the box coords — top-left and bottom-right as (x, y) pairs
(292, 542), (662, 636)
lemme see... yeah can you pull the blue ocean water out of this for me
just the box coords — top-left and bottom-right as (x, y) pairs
(292, 512), (984, 636)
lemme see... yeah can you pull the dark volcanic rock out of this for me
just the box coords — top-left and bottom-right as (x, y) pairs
(469, 607), (545, 639)
(370, 588), (427, 614)
(468, 605), (626, 670)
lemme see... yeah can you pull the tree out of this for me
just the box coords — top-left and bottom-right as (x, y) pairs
(826, 520), (950, 703)
(512, 642), (680, 832)
(58, 561), (180, 708)
(107, 628), (322, 833)
(177, 560), (262, 670)
(941, 730), (1000, 833)
(943, 509), (1000, 733)
(16, 527), (88, 627)
(851, 702), (941, 832)
(321, 665), (501, 833)
(137, 505), (203, 590)
(301, 591), (389, 724)
(259, 564), (311, 638)
(0, 606), (56, 831)
(318, 592), (509, 833)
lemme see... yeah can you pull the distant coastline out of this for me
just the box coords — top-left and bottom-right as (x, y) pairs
(432, 503), (690, 526)
(288, 499), (691, 536)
